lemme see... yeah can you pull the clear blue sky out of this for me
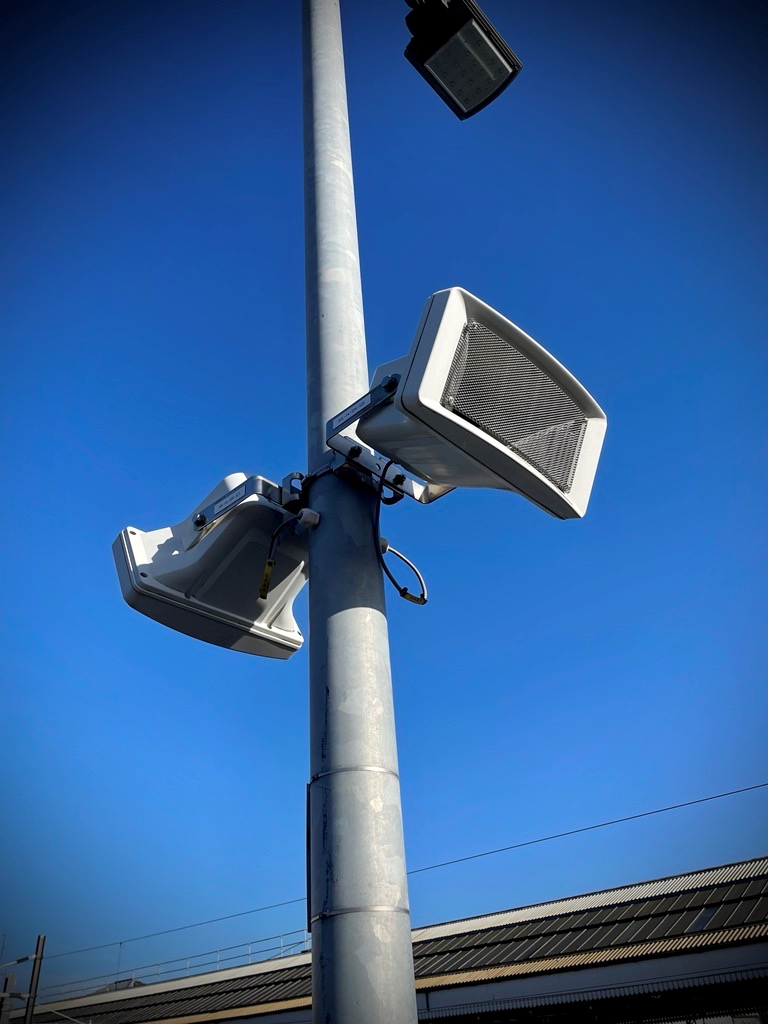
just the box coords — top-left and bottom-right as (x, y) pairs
(2, 0), (767, 998)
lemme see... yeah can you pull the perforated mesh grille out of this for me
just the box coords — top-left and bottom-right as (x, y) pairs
(441, 320), (588, 493)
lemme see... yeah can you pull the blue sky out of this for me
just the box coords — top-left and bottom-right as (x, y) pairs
(2, 0), (767, 998)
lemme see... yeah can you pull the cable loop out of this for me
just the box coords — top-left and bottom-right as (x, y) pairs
(374, 460), (428, 605)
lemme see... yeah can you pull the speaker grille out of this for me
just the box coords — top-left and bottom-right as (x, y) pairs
(441, 320), (587, 493)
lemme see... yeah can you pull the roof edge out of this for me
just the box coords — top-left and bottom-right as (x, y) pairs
(412, 855), (768, 939)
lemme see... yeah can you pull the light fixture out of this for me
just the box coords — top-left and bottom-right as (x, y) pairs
(404, 0), (522, 119)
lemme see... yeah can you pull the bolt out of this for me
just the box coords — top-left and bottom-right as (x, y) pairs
(348, 445), (362, 459)
(194, 513), (207, 528)
(382, 375), (398, 393)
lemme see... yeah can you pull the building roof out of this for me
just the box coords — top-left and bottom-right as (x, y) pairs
(23, 856), (768, 1023)
(411, 854), (768, 982)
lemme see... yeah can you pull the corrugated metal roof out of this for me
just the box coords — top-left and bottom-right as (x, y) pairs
(412, 856), (768, 941)
(411, 893), (768, 978)
(414, 922), (768, 990)
(22, 856), (768, 1024)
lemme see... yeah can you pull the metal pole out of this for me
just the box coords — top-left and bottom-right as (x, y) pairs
(302, 2), (418, 1022)
(1, 974), (16, 1024)
(22, 936), (45, 1024)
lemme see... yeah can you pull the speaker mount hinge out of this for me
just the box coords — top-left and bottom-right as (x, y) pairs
(325, 376), (454, 505)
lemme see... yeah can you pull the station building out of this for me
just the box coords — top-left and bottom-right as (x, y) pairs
(17, 856), (768, 1024)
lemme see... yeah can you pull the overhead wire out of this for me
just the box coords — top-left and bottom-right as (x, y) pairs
(41, 781), (767, 963)
(43, 899), (306, 960)
(43, 931), (310, 995)
(406, 780), (768, 875)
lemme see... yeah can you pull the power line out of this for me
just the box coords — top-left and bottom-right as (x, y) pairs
(407, 780), (768, 875)
(44, 930), (309, 991)
(41, 929), (311, 999)
(44, 899), (306, 960)
(46, 780), (767, 961)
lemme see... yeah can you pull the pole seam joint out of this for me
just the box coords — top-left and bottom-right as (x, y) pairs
(309, 765), (400, 783)
(310, 905), (410, 925)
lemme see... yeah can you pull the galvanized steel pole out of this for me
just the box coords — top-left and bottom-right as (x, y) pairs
(302, 1), (418, 1022)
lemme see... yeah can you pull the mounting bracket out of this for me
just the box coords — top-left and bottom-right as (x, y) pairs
(325, 375), (454, 504)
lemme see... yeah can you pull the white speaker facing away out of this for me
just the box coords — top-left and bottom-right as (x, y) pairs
(113, 473), (307, 659)
(356, 288), (606, 519)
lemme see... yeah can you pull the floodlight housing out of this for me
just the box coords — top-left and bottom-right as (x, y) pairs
(356, 288), (606, 519)
(113, 474), (307, 659)
(404, 0), (522, 120)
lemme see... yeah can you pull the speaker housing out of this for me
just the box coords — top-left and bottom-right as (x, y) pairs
(357, 288), (606, 519)
(113, 474), (307, 659)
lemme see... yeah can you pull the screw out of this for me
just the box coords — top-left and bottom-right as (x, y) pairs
(194, 513), (207, 528)
(382, 375), (398, 393)
(348, 445), (362, 459)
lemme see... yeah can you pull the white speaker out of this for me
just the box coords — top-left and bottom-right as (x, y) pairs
(356, 287), (606, 519)
(113, 474), (307, 659)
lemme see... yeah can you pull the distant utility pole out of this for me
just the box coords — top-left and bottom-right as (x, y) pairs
(1, 975), (16, 1024)
(23, 936), (45, 1024)
(302, 1), (419, 1022)
(1, 936), (46, 1024)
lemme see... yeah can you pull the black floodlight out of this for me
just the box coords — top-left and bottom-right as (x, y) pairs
(404, 0), (522, 119)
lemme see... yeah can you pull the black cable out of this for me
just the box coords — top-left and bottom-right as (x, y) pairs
(373, 460), (427, 605)
(384, 543), (428, 601)
(43, 782), (768, 961)
(272, 516), (299, 557)
(406, 781), (768, 875)
(259, 516), (298, 599)
(43, 930), (309, 993)
(43, 899), (307, 959)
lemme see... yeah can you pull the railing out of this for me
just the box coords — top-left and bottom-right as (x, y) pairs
(39, 930), (311, 1002)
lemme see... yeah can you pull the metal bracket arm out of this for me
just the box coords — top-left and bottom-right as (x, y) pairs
(192, 475), (279, 532)
(325, 378), (454, 505)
